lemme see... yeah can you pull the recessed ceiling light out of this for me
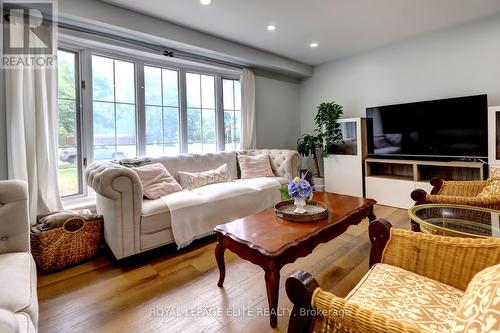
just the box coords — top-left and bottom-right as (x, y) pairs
(310, 42), (319, 48)
(267, 25), (277, 31)
(200, 0), (212, 5)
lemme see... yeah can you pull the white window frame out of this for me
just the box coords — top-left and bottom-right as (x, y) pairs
(58, 40), (241, 204)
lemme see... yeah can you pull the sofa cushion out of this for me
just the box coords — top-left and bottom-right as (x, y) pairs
(344, 263), (463, 333)
(450, 264), (500, 333)
(238, 154), (274, 179)
(0, 253), (38, 328)
(132, 163), (182, 199)
(141, 198), (172, 234)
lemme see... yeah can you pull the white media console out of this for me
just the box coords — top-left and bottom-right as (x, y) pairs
(364, 158), (485, 209)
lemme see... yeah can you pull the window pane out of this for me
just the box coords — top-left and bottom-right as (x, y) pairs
(224, 111), (234, 143)
(223, 80), (234, 110)
(116, 103), (136, 145)
(202, 109), (216, 142)
(94, 145), (123, 161)
(186, 73), (201, 108)
(164, 107), (179, 145)
(162, 69), (178, 107)
(201, 75), (215, 109)
(145, 106), (162, 144)
(93, 102), (115, 146)
(57, 100), (78, 195)
(58, 52), (76, 99)
(187, 108), (201, 143)
(57, 50), (80, 197)
(144, 66), (162, 106)
(222, 79), (242, 150)
(115, 60), (135, 104)
(92, 55), (137, 161)
(235, 111), (241, 143)
(92, 55), (114, 102)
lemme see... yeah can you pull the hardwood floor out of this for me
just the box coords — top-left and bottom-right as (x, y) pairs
(37, 205), (409, 333)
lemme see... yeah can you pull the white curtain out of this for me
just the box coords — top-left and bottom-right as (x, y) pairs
(240, 68), (256, 149)
(5, 16), (62, 222)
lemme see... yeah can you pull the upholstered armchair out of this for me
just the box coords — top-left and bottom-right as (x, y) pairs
(411, 177), (500, 210)
(0, 180), (39, 333)
(286, 219), (500, 333)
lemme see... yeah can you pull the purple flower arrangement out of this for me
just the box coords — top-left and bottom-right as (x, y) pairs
(288, 173), (313, 200)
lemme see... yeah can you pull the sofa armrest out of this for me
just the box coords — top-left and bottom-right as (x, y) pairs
(85, 162), (143, 259)
(0, 180), (30, 253)
(381, 228), (500, 290)
(0, 309), (19, 333)
(422, 194), (500, 210)
(239, 149), (301, 178)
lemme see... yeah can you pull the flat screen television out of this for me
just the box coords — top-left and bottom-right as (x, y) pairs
(366, 94), (488, 160)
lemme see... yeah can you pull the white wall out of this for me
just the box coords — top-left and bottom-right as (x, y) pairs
(300, 14), (500, 133)
(255, 74), (301, 149)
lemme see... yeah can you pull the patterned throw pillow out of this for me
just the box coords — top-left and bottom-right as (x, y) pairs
(177, 164), (230, 190)
(450, 264), (500, 333)
(238, 154), (275, 179)
(132, 163), (182, 199)
(489, 165), (500, 179)
(477, 178), (500, 198)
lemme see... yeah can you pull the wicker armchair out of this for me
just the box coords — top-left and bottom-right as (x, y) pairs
(286, 219), (500, 333)
(411, 177), (500, 210)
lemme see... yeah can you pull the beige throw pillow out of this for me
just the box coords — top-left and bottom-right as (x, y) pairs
(450, 264), (500, 333)
(177, 164), (230, 190)
(132, 163), (182, 199)
(238, 154), (275, 179)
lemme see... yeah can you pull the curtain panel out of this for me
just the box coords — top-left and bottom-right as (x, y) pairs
(5, 14), (62, 222)
(240, 68), (256, 149)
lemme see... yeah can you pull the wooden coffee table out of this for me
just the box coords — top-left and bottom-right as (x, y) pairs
(213, 192), (376, 328)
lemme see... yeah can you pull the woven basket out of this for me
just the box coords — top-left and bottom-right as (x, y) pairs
(30, 216), (103, 272)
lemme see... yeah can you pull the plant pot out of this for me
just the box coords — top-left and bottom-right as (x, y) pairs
(294, 198), (307, 214)
(313, 177), (325, 192)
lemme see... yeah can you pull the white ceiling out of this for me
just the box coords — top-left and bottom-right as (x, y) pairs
(102, 0), (500, 65)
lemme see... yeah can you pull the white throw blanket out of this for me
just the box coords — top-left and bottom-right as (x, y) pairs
(161, 178), (281, 248)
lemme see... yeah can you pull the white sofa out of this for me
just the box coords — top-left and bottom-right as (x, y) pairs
(0, 180), (39, 333)
(86, 149), (300, 260)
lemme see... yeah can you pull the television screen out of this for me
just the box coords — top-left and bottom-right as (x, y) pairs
(366, 95), (488, 159)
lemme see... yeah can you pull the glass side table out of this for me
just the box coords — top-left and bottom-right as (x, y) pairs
(408, 204), (500, 238)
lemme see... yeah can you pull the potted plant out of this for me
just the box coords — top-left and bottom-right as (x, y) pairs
(297, 101), (343, 191)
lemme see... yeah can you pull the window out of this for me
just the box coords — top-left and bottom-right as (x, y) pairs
(186, 73), (216, 153)
(57, 42), (243, 199)
(223, 79), (242, 151)
(92, 55), (137, 161)
(57, 50), (81, 197)
(144, 65), (180, 156)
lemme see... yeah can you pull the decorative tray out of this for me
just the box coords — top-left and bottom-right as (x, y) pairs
(275, 200), (329, 222)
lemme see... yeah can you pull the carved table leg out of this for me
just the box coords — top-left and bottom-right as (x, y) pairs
(215, 236), (226, 287)
(264, 268), (280, 328)
(368, 205), (377, 244)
